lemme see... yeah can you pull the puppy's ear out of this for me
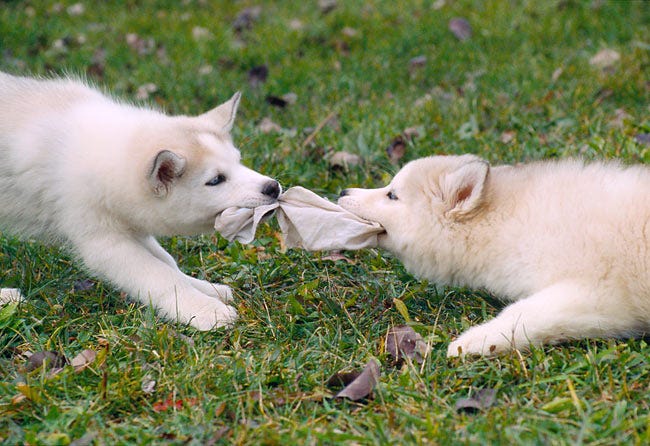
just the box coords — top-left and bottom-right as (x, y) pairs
(440, 158), (489, 219)
(149, 150), (186, 197)
(201, 92), (241, 132)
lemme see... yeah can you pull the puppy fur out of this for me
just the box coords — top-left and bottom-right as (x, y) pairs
(0, 72), (280, 330)
(339, 154), (650, 356)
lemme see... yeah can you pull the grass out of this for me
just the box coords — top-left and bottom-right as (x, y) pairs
(1, 0), (650, 444)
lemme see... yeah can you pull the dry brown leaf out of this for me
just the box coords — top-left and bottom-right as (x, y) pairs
(408, 55), (427, 71)
(449, 18), (472, 41)
(289, 19), (304, 31)
(135, 83), (157, 100)
(192, 26), (211, 41)
(341, 27), (358, 38)
(248, 65), (268, 87)
(321, 251), (355, 263)
(385, 325), (429, 364)
(500, 130), (516, 144)
(282, 92), (298, 105)
(327, 360), (380, 401)
(551, 67), (563, 82)
(635, 134), (650, 146)
(71, 349), (97, 372)
(233, 7), (262, 32)
(125, 33), (156, 56)
(266, 95), (288, 108)
(329, 151), (362, 169)
(319, 0), (338, 14)
(589, 48), (620, 69)
(258, 117), (282, 134)
(386, 136), (406, 165)
(403, 127), (421, 141)
(25, 351), (67, 372)
(455, 388), (497, 413)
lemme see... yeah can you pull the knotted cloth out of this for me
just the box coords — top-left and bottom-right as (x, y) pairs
(213, 186), (384, 250)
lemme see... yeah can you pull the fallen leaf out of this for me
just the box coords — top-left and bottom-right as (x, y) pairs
(289, 19), (304, 31)
(73, 279), (95, 292)
(125, 33), (156, 56)
(408, 55), (427, 71)
(258, 117), (282, 134)
(192, 26), (211, 41)
(319, 0), (338, 14)
(205, 426), (231, 445)
(11, 393), (27, 405)
(71, 349), (97, 372)
(551, 67), (563, 82)
(135, 83), (158, 100)
(141, 377), (156, 394)
(233, 7), (262, 32)
(326, 370), (361, 389)
(403, 127), (421, 141)
(414, 93), (433, 108)
(248, 65), (268, 87)
(385, 325), (429, 364)
(86, 48), (107, 79)
(449, 18), (472, 41)
(26, 351), (67, 372)
(455, 388), (497, 413)
(608, 108), (630, 128)
(67, 3), (84, 16)
(69, 432), (97, 446)
(321, 251), (355, 263)
(635, 134), (650, 145)
(341, 27), (358, 38)
(500, 130), (516, 144)
(282, 92), (298, 104)
(331, 360), (380, 401)
(265, 95), (288, 108)
(153, 396), (198, 412)
(329, 151), (362, 169)
(386, 136), (406, 164)
(589, 48), (620, 69)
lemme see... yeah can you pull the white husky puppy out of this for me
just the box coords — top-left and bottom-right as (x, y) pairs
(339, 154), (650, 356)
(0, 72), (280, 330)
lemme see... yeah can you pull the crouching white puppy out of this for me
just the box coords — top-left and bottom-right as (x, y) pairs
(0, 72), (280, 330)
(339, 154), (650, 356)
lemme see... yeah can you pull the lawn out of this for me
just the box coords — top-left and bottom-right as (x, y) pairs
(1, 0), (650, 444)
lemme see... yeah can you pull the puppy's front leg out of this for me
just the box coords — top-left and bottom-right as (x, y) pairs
(447, 281), (632, 357)
(141, 236), (233, 302)
(73, 232), (237, 330)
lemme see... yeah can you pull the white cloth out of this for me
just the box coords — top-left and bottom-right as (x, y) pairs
(213, 186), (384, 250)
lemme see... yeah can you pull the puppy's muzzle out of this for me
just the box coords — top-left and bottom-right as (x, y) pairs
(339, 189), (350, 197)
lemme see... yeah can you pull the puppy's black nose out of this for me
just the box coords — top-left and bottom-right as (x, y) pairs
(339, 189), (349, 197)
(262, 180), (280, 199)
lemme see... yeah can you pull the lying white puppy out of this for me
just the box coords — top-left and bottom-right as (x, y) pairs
(0, 72), (280, 330)
(339, 154), (650, 356)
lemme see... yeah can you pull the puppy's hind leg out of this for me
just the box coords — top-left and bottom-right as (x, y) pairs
(447, 281), (635, 357)
(141, 236), (233, 303)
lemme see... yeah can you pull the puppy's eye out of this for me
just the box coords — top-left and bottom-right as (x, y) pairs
(387, 191), (398, 201)
(205, 174), (226, 186)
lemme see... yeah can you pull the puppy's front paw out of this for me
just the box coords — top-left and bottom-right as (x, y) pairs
(188, 278), (234, 303)
(447, 326), (513, 357)
(187, 299), (238, 331)
(211, 284), (233, 303)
